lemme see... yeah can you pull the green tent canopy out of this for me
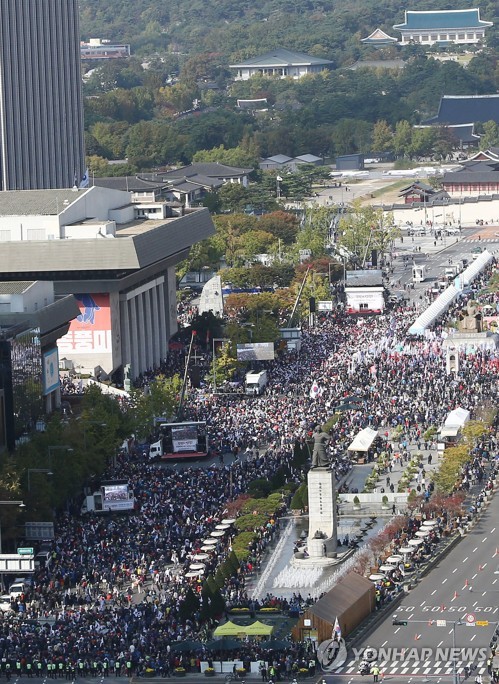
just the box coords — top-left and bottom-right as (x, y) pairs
(243, 621), (274, 636)
(213, 621), (245, 637)
(213, 621), (274, 637)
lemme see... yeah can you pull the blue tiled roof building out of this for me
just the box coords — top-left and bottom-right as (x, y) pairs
(393, 9), (492, 45)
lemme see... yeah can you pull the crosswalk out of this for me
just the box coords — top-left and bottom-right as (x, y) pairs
(462, 237), (499, 243)
(334, 659), (487, 676)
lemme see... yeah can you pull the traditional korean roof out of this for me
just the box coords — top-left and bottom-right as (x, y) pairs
(230, 48), (333, 69)
(415, 123), (480, 145)
(394, 9), (492, 31)
(361, 28), (398, 43)
(442, 160), (499, 184)
(424, 95), (499, 126)
(466, 148), (499, 162)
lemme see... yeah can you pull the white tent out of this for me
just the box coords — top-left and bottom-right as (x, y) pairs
(408, 284), (458, 336)
(347, 427), (378, 452)
(444, 407), (470, 428)
(440, 407), (470, 439)
(460, 250), (493, 286)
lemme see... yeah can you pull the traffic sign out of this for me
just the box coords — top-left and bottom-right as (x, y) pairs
(17, 548), (34, 556)
(476, 621), (489, 626)
(465, 613), (476, 624)
(436, 620), (447, 627)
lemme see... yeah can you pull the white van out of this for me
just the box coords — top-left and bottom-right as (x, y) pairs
(9, 582), (27, 598)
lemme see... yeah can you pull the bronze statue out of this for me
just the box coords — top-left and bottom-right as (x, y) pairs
(311, 426), (330, 468)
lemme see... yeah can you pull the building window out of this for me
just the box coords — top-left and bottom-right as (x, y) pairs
(458, 33), (465, 39)
(359, 303), (369, 310)
(430, 34), (438, 41)
(421, 34), (428, 41)
(466, 33), (474, 39)
(448, 34), (456, 40)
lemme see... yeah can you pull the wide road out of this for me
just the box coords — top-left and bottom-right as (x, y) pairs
(329, 490), (499, 679)
(388, 225), (499, 307)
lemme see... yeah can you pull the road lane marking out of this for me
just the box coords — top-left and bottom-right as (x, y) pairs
(442, 578), (447, 584)
(432, 590), (437, 595)
(437, 641), (443, 648)
(481, 563), (487, 569)
(470, 634), (476, 642)
(452, 568), (457, 573)
(382, 641), (387, 647)
(493, 579), (497, 585)
(491, 528), (496, 533)
(473, 547), (478, 552)
(420, 601), (426, 606)
(482, 537), (488, 543)
(472, 573), (477, 579)
(463, 557), (468, 562)
(473, 601), (478, 606)
(449, 629), (453, 635)
(394, 627), (400, 634)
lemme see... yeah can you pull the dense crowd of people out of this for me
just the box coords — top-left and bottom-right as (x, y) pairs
(6, 257), (496, 672)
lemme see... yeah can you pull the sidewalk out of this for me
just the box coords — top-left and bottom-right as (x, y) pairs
(339, 433), (441, 517)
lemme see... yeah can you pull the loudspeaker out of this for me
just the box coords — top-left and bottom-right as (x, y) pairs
(309, 297), (316, 313)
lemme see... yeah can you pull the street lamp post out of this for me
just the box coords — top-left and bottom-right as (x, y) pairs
(27, 469), (53, 492)
(47, 445), (73, 470)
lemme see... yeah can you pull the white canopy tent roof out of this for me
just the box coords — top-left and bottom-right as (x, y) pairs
(459, 250), (493, 286)
(347, 427), (378, 452)
(444, 407), (470, 428)
(408, 284), (458, 336)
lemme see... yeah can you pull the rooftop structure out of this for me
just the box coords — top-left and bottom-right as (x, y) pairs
(0, 187), (215, 381)
(424, 95), (499, 126)
(230, 48), (333, 81)
(361, 28), (398, 44)
(393, 9), (492, 45)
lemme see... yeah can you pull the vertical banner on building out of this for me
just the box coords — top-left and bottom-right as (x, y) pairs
(42, 348), (60, 395)
(58, 294), (113, 371)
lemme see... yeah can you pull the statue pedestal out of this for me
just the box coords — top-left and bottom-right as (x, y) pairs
(307, 468), (337, 558)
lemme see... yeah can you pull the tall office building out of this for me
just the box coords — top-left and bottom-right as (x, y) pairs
(0, 0), (85, 190)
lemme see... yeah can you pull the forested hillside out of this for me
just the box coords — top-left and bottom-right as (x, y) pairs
(80, 0), (498, 65)
(79, 0), (499, 171)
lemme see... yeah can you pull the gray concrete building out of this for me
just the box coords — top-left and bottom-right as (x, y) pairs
(0, 187), (215, 382)
(0, 0), (85, 190)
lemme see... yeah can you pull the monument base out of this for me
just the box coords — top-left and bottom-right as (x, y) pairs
(307, 467), (337, 559)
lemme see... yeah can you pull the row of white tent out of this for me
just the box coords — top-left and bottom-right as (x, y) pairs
(408, 250), (494, 336)
(347, 407), (470, 453)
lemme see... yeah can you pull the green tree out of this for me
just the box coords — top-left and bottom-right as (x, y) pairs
(372, 120), (393, 152)
(259, 211), (300, 244)
(128, 375), (183, 437)
(392, 120), (413, 158)
(193, 143), (259, 168)
(237, 229), (277, 257)
(217, 183), (251, 214)
(479, 120), (499, 151)
(338, 201), (399, 262)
